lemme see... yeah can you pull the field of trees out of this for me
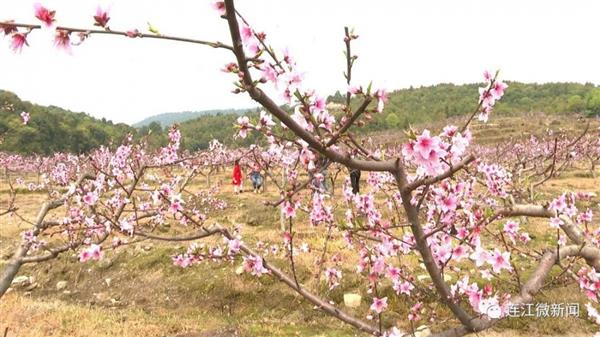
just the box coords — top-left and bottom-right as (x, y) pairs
(2, 1), (600, 337)
(1, 113), (599, 337)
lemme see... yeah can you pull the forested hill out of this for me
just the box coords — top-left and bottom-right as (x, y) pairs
(0, 90), (134, 154)
(3, 82), (600, 154)
(133, 108), (251, 128)
(328, 81), (600, 132)
(173, 81), (600, 150)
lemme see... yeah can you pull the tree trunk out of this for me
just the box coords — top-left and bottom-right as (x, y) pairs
(0, 199), (63, 299)
(262, 171), (267, 193)
(280, 168), (286, 231)
(0, 244), (28, 298)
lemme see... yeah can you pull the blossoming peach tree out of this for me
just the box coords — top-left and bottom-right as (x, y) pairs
(0, 127), (234, 293)
(2, 1), (600, 336)
(473, 127), (598, 202)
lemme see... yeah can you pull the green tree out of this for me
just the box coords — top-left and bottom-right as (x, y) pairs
(0, 89), (133, 154)
(586, 88), (600, 116)
(518, 97), (534, 112)
(567, 95), (585, 113)
(385, 112), (401, 128)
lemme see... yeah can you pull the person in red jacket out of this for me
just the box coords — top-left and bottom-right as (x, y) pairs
(232, 159), (243, 194)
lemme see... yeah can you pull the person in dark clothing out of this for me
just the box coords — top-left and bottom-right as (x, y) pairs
(249, 165), (264, 193)
(348, 151), (361, 194)
(350, 168), (361, 194)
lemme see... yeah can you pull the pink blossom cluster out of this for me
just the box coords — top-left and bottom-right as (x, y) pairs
(173, 239), (241, 269)
(79, 244), (103, 262)
(309, 193), (334, 226)
(155, 126), (181, 165)
(478, 70), (508, 122)
(1, 4), (113, 53)
(281, 200), (300, 219)
(451, 276), (508, 319)
(242, 255), (269, 276)
(549, 192), (595, 234)
(402, 127), (472, 177)
(21, 230), (46, 251)
(370, 296), (388, 314)
(324, 267), (342, 290)
(578, 267), (600, 302)
(503, 220), (531, 244)
(477, 163), (511, 198)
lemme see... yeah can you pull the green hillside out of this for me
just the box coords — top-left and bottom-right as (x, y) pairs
(0, 90), (134, 154)
(171, 81), (600, 150)
(3, 81), (600, 154)
(178, 110), (264, 150)
(329, 81), (600, 132)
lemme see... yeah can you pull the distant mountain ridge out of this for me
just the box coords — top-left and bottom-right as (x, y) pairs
(133, 108), (252, 128)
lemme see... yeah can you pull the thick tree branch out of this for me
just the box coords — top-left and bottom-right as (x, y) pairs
(223, 0), (396, 173)
(394, 160), (487, 332)
(433, 244), (600, 337)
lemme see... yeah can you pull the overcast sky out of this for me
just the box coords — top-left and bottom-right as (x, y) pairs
(1, 0), (599, 125)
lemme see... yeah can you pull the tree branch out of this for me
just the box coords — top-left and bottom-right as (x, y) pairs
(2, 22), (233, 51)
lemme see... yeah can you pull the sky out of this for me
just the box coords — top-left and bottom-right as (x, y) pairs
(1, 0), (600, 125)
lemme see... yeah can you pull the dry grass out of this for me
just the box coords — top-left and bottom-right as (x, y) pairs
(0, 292), (226, 337)
(370, 112), (600, 147)
(1, 115), (600, 336)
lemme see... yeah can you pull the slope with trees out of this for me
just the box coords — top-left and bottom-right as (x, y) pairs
(0, 90), (133, 154)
